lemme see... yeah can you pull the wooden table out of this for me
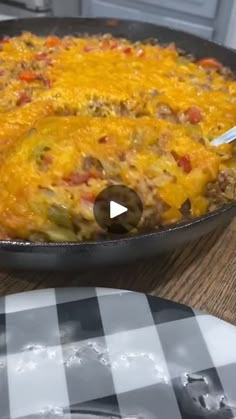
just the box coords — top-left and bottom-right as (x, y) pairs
(0, 220), (235, 325)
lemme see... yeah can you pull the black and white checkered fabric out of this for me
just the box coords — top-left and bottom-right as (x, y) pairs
(0, 287), (235, 419)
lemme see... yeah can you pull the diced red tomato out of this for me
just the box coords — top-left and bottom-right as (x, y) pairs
(178, 155), (192, 173)
(102, 40), (118, 50)
(81, 193), (95, 203)
(35, 52), (47, 60)
(102, 39), (111, 49)
(0, 38), (9, 44)
(196, 58), (222, 71)
(46, 36), (61, 48)
(123, 47), (132, 54)
(19, 70), (37, 82)
(64, 172), (99, 186)
(83, 45), (98, 52)
(172, 151), (192, 173)
(110, 42), (118, 50)
(16, 92), (31, 106)
(35, 52), (52, 65)
(66, 173), (90, 185)
(186, 106), (203, 124)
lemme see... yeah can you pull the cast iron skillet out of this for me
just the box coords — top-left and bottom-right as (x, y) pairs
(0, 17), (235, 271)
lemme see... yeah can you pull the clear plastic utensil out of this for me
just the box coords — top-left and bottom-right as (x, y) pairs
(211, 126), (236, 147)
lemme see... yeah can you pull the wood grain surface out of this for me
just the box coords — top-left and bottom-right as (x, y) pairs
(0, 220), (235, 325)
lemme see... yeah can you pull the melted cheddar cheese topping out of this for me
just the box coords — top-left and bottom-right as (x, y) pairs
(0, 32), (235, 241)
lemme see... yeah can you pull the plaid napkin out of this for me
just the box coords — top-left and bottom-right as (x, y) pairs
(0, 287), (235, 418)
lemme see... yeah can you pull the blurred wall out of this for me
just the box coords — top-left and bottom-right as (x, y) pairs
(226, 0), (236, 48)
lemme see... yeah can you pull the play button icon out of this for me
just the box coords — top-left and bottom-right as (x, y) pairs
(110, 201), (128, 219)
(94, 185), (143, 234)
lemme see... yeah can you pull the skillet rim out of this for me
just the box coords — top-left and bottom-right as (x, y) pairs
(0, 16), (235, 250)
(1, 203), (236, 249)
(0, 16), (235, 54)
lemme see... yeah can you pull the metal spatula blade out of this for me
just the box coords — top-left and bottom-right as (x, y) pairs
(211, 126), (236, 147)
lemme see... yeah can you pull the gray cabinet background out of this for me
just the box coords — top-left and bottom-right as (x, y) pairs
(51, 0), (80, 16)
(79, 0), (234, 44)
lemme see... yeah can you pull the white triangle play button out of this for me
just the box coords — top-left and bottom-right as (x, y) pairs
(110, 201), (128, 219)
(94, 185), (143, 233)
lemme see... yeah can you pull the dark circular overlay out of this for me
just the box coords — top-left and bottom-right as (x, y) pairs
(94, 185), (143, 234)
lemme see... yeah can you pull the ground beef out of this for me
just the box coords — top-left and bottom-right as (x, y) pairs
(220, 66), (236, 81)
(180, 199), (191, 217)
(140, 196), (170, 230)
(207, 169), (236, 211)
(218, 170), (236, 200)
(82, 156), (104, 173)
(157, 104), (179, 123)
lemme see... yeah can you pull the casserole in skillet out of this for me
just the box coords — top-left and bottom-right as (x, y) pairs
(0, 18), (235, 270)
(0, 30), (235, 243)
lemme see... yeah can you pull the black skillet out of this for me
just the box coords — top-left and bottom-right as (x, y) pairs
(0, 17), (235, 271)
